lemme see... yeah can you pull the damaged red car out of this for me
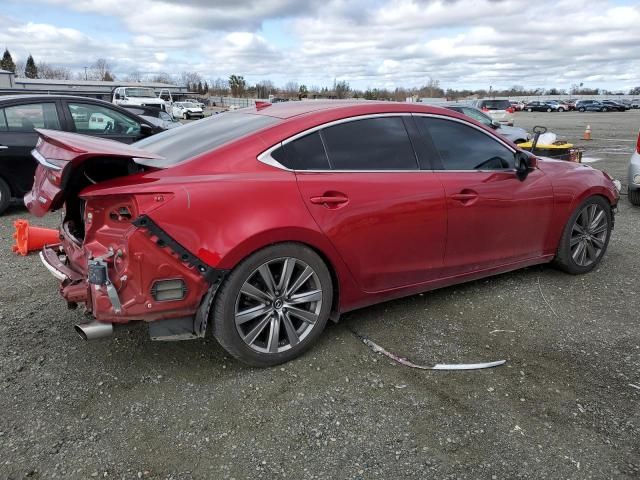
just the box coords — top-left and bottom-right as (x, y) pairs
(26, 101), (619, 366)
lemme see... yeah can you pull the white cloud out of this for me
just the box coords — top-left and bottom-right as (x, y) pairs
(2, 0), (640, 90)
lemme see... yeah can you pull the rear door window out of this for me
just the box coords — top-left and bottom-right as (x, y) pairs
(272, 132), (330, 170)
(321, 117), (418, 170)
(416, 117), (515, 170)
(4, 103), (61, 131)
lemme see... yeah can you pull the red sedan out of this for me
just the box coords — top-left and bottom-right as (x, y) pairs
(26, 101), (619, 366)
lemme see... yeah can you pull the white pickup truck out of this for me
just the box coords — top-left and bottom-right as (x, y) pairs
(112, 86), (167, 111)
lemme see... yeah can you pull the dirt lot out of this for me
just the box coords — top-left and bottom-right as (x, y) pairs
(1, 110), (639, 479)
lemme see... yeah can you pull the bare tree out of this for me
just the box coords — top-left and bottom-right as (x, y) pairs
(89, 58), (115, 81)
(125, 71), (141, 83)
(211, 77), (229, 95)
(256, 79), (275, 99)
(283, 81), (299, 97)
(13, 60), (25, 78)
(149, 72), (173, 84)
(37, 62), (72, 80)
(180, 71), (202, 88)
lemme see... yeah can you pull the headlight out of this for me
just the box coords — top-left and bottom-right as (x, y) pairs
(633, 175), (640, 185)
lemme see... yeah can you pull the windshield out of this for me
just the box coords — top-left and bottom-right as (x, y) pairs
(124, 88), (157, 98)
(182, 102), (197, 108)
(134, 112), (279, 168)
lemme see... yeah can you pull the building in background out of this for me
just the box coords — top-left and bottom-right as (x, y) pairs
(0, 70), (186, 100)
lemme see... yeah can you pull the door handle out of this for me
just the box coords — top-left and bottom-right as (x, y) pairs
(310, 194), (349, 208)
(451, 190), (478, 204)
(0, 145), (8, 150)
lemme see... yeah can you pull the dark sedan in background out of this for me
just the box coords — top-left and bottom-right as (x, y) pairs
(0, 95), (162, 214)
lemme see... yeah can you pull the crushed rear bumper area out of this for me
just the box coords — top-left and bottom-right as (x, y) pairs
(39, 216), (228, 341)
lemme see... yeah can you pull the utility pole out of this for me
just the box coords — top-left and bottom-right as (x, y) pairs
(84, 66), (88, 80)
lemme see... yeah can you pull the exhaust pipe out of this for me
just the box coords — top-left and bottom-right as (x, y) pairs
(74, 320), (113, 340)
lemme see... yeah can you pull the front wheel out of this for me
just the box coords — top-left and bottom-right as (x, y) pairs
(579, 107), (586, 112)
(601, 107), (608, 112)
(546, 108), (552, 112)
(554, 196), (612, 274)
(629, 189), (640, 206)
(212, 243), (333, 366)
(527, 108), (533, 112)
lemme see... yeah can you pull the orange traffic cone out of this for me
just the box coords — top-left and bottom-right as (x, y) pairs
(12, 219), (60, 256)
(583, 125), (592, 140)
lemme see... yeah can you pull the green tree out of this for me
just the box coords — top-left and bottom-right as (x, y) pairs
(203, 81), (209, 94)
(24, 54), (38, 78)
(228, 74), (246, 97)
(0, 48), (16, 73)
(298, 84), (308, 99)
(197, 80), (203, 94)
(630, 86), (640, 95)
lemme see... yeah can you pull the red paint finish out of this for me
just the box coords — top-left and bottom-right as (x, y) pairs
(296, 171), (447, 292)
(438, 168), (554, 276)
(26, 102), (620, 327)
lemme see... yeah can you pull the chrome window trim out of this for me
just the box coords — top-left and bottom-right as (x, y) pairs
(31, 148), (62, 171)
(257, 112), (517, 173)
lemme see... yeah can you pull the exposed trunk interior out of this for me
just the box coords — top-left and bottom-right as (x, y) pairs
(63, 157), (146, 242)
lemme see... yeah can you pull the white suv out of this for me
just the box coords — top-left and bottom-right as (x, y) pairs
(470, 99), (515, 126)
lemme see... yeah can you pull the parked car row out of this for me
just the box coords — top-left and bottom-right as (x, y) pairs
(517, 99), (633, 113)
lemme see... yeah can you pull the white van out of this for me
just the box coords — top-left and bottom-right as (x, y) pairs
(112, 87), (166, 111)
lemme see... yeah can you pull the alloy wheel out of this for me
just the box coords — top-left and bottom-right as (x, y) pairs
(234, 257), (323, 354)
(570, 203), (608, 267)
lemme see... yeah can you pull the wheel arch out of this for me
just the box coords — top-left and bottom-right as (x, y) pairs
(215, 227), (358, 321)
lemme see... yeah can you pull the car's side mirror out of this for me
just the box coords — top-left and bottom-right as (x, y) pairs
(114, 93), (121, 100)
(515, 151), (537, 181)
(139, 123), (154, 137)
(490, 120), (500, 129)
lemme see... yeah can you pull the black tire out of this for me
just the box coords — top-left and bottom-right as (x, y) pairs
(558, 108), (564, 112)
(546, 108), (552, 112)
(601, 107), (608, 112)
(527, 108), (533, 112)
(554, 196), (612, 274)
(579, 107), (586, 112)
(0, 177), (11, 215)
(629, 189), (640, 206)
(212, 243), (333, 367)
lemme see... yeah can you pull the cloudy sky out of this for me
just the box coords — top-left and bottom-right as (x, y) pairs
(2, 0), (640, 91)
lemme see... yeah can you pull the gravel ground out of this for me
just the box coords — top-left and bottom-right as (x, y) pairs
(1, 110), (639, 479)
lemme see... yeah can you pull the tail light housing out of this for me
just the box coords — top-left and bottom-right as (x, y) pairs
(636, 129), (640, 154)
(481, 106), (489, 112)
(506, 107), (515, 114)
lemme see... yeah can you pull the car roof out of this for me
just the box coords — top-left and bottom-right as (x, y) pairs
(245, 100), (464, 120)
(0, 94), (113, 105)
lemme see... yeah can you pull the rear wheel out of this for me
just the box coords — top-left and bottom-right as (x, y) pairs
(558, 107), (565, 112)
(579, 107), (586, 112)
(629, 189), (640, 206)
(527, 108), (533, 112)
(212, 243), (333, 366)
(546, 108), (552, 112)
(601, 107), (608, 112)
(0, 177), (11, 215)
(554, 196), (612, 274)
